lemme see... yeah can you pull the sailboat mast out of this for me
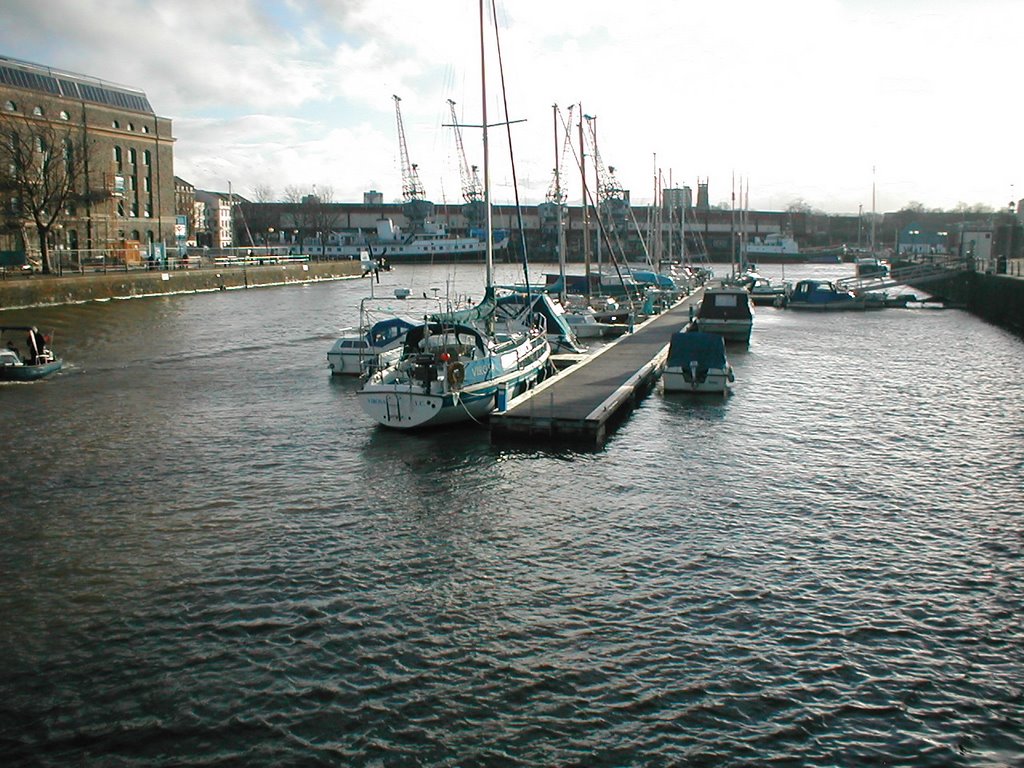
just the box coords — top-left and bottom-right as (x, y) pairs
(580, 106), (591, 304)
(870, 165), (876, 254)
(479, 0), (492, 289)
(554, 104), (566, 304)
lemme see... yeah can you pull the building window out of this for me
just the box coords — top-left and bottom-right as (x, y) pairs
(131, 229), (140, 241)
(141, 126), (149, 134)
(117, 200), (125, 216)
(143, 149), (151, 165)
(32, 106), (43, 116)
(144, 203), (152, 218)
(147, 230), (154, 243)
(143, 177), (150, 192)
(127, 122), (134, 131)
(128, 148), (136, 165)
(59, 110), (69, 120)
(112, 120), (120, 129)
(3, 100), (15, 111)
(113, 146), (121, 164)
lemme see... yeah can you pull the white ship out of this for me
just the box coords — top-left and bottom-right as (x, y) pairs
(305, 217), (509, 262)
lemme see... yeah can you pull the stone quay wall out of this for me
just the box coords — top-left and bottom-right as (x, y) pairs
(0, 261), (363, 310)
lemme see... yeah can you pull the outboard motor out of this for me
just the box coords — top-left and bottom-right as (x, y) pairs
(411, 353), (437, 390)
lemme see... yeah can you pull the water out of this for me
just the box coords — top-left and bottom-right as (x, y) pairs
(1, 262), (1022, 766)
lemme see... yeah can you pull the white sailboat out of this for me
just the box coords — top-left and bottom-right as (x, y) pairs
(357, 1), (552, 430)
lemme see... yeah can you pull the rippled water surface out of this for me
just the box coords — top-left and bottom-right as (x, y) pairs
(1, 263), (1022, 766)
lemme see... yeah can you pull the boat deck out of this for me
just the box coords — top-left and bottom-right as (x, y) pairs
(490, 290), (704, 447)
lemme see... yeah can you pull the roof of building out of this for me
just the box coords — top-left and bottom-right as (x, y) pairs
(0, 55), (154, 114)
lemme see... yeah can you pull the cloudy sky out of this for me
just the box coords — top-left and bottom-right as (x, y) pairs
(3, 0), (1021, 213)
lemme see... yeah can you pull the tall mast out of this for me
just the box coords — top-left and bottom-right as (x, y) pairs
(870, 165), (876, 254)
(553, 104), (566, 304)
(579, 106), (590, 304)
(479, 0), (492, 289)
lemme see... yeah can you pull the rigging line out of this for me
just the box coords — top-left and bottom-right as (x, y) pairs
(489, 0), (531, 296)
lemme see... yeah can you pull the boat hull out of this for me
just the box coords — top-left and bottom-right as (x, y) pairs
(663, 368), (731, 394)
(358, 330), (551, 430)
(693, 318), (752, 343)
(0, 359), (63, 381)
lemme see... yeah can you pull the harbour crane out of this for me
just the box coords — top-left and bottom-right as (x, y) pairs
(446, 99), (486, 225)
(539, 103), (574, 233)
(392, 94), (433, 225)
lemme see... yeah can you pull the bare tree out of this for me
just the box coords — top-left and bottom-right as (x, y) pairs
(0, 111), (90, 273)
(282, 184), (307, 204)
(250, 183), (275, 203)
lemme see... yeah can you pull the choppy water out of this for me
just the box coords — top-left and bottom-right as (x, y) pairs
(1, 262), (1022, 767)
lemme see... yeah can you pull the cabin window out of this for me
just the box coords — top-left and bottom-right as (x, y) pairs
(713, 294), (738, 307)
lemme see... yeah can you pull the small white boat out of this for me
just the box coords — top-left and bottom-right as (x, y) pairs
(561, 306), (617, 338)
(692, 284), (755, 343)
(663, 331), (734, 394)
(328, 317), (416, 376)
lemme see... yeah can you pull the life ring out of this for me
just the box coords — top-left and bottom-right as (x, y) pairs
(446, 361), (465, 389)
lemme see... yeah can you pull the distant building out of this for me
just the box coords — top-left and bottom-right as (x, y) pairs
(663, 187), (692, 211)
(363, 190), (384, 205)
(174, 176), (196, 243)
(194, 190), (235, 248)
(0, 54), (176, 256)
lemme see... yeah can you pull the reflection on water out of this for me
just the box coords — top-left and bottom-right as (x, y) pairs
(1, 263), (1022, 766)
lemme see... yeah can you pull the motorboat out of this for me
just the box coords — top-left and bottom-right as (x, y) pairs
(357, 315), (551, 429)
(787, 279), (865, 311)
(855, 256), (890, 278)
(328, 316), (417, 376)
(0, 326), (62, 381)
(736, 269), (791, 307)
(692, 284), (755, 343)
(663, 331), (734, 394)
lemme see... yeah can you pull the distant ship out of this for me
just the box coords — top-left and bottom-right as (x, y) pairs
(304, 217), (509, 263)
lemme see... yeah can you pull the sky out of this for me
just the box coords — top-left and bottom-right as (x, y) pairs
(3, 0), (1021, 214)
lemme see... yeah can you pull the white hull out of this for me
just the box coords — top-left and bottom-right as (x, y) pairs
(693, 318), (752, 343)
(358, 327), (550, 430)
(663, 368), (732, 394)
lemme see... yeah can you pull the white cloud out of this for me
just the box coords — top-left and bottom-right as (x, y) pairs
(2, 0), (1021, 211)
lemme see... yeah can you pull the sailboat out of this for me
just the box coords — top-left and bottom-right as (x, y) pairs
(357, 0), (552, 430)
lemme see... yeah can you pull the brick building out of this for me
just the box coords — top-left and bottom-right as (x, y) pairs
(0, 55), (176, 262)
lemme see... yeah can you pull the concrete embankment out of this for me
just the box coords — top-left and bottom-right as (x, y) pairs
(910, 269), (1024, 339)
(0, 261), (364, 310)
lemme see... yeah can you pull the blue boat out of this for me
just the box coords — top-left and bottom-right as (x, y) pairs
(662, 331), (734, 394)
(787, 279), (865, 311)
(1, 326), (62, 381)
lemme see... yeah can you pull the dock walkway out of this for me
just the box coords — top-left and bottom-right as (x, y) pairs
(491, 291), (703, 447)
